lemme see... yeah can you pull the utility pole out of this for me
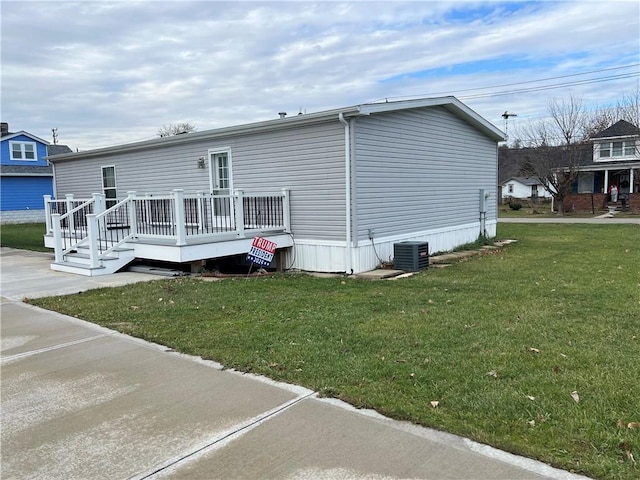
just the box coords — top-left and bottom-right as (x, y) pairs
(501, 111), (517, 140)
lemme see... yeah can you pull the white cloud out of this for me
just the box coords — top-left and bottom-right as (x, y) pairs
(1, 1), (638, 150)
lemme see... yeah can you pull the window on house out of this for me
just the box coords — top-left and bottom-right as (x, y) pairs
(102, 166), (117, 208)
(508, 184), (514, 194)
(599, 140), (636, 158)
(624, 142), (636, 155)
(9, 141), (36, 160)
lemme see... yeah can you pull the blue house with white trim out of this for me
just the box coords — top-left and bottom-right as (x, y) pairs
(1, 122), (71, 224)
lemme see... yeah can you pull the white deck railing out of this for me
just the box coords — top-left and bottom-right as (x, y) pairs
(45, 189), (291, 268)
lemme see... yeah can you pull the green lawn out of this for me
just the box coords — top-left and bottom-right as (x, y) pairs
(28, 223), (640, 479)
(0, 223), (49, 252)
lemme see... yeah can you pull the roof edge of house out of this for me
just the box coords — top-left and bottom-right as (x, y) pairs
(48, 96), (505, 162)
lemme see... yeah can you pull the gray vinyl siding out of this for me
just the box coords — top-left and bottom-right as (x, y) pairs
(53, 121), (346, 241)
(353, 107), (498, 240)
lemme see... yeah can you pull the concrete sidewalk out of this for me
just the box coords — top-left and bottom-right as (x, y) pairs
(1, 248), (590, 479)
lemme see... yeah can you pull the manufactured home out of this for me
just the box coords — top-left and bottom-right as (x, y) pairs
(44, 97), (505, 276)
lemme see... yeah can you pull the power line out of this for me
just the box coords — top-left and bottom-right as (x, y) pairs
(377, 63), (640, 102)
(459, 72), (640, 100)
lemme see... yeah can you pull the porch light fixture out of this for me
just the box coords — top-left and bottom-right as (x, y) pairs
(197, 156), (206, 169)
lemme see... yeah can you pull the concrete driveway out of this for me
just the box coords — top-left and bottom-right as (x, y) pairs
(1, 247), (590, 479)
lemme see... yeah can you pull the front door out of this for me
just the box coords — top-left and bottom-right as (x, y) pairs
(209, 150), (233, 219)
(210, 151), (231, 195)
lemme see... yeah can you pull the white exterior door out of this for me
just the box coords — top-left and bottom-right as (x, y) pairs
(209, 150), (232, 194)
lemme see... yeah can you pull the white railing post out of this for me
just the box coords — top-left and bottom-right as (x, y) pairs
(52, 213), (64, 263)
(93, 193), (106, 236)
(173, 189), (186, 246)
(127, 191), (138, 237)
(282, 188), (291, 233)
(86, 214), (100, 269)
(235, 190), (245, 238)
(65, 194), (75, 234)
(44, 195), (53, 233)
(197, 191), (206, 233)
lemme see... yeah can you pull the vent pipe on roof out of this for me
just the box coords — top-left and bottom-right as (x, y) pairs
(278, 112), (287, 119)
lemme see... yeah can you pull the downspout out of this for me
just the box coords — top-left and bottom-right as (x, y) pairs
(339, 112), (353, 275)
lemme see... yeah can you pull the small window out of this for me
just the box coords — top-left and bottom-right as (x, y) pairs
(624, 142), (635, 156)
(508, 184), (514, 194)
(599, 143), (611, 158)
(612, 142), (623, 156)
(9, 141), (37, 161)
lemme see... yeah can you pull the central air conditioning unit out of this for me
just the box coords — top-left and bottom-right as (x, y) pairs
(393, 241), (429, 272)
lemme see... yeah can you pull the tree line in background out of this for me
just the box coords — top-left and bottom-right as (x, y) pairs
(505, 89), (640, 214)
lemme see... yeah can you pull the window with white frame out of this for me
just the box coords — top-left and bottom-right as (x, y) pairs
(9, 141), (37, 160)
(598, 140), (636, 159)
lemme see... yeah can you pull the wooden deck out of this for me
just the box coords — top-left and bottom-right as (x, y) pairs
(43, 190), (292, 275)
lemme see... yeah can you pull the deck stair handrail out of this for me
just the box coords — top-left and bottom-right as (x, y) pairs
(50, 195), (99, 262)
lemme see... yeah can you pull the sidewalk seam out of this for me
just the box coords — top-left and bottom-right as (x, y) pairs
(132, 391), (317, 480)
(0, 334), (106, 363)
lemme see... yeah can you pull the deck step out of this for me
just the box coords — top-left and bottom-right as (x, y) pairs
(52, 248), (136, 276)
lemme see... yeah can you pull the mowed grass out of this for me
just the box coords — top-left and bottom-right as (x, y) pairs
(30, 224), (640, 479)
(1, 223), (49, 252)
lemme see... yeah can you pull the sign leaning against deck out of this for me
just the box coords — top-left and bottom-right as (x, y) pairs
(44, 96), (505, 275)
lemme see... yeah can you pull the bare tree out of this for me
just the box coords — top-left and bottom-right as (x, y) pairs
(616, 88), (640, 128)
(518, 96), (589, 215)
(548, 95), (587, 144)
(158, 122), (196, 137)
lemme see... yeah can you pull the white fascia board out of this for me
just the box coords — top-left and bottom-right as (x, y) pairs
(358, 96), (506, 141)
(2, 131), (50, 145)
(48, 96), (505, 163)
(49, 106), (363, 163)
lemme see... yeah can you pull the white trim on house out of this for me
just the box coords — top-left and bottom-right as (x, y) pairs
(2, 131), (49, 145)
(47, 97), (506, 164)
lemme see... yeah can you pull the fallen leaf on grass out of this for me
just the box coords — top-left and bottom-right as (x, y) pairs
(526, 395), (536, 401)
(571, 391), (580, 403)
(528, 347), (541, 354)
(628, 422), (640, 429)
(553, 365), (560, 373)
(528, 420), (535, 427)
(130, 305), (139, 310)
(621, 442), (636, 465)
(486, 370), (498, 378)
(430, 401), (439, 408)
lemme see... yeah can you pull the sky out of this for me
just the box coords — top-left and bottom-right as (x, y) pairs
(2, 0), (639, 151)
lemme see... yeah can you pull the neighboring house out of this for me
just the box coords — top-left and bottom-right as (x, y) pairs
(0, 122), (61, 224)
(562, 120), (640, 212)
(501, 176), (552, 200)
(573, 120), (640, 194)
(45, 97), (505, 276)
